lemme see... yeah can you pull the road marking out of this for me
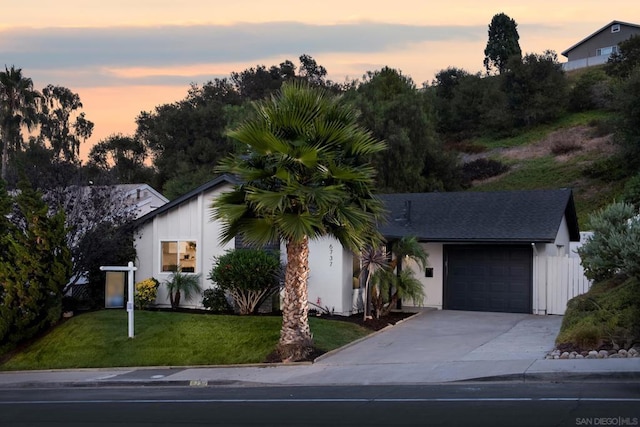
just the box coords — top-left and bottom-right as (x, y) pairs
(1, 397), (639, 405)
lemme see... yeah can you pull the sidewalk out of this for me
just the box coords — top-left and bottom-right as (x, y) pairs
(1, 310), (639, 388)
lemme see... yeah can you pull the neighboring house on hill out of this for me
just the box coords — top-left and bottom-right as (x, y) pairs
(134, 176), (587, 315)
(562, 20), (640, 71)
(115, 183), (169, 219)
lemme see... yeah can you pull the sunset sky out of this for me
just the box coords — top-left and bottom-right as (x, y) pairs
(2, 1), (639, 160)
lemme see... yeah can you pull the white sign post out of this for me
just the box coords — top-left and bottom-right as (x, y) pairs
(100, 261), (137, 338)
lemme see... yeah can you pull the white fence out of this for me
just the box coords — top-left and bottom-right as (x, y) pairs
(538, 256), (592, 315)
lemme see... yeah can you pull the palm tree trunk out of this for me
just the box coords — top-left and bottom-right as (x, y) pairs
(278, 236), (313, 362)
(1, 125), (8, 181)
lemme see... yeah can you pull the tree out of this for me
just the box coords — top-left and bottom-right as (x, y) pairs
(42, 183), (138, 307)
(0, 66), (40, 181)
(0, 179), (71, 353)
(38, 85), (94, 164)
(164, 268), (202, 309)
(502, 50), (568, 127)
(607, 35), (640, 78)
(350, 67), (461, 192)
(370, 236), (427, 318)
(612, 66), (640, 172)
(88, 134), (154, 184)
(211, 82), (387, 361)
(484, 13), (522, 75)
(135, 81), (239, 197)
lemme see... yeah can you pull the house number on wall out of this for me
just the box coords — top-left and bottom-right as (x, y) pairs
(329, 244), (333, 267)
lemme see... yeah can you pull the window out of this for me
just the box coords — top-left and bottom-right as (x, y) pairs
(161, 241), (197, 273)
(596, 46), (618, 56)
(611, 24), (621, 33)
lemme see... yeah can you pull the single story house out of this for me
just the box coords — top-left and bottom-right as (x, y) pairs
(562, 20), (640, 71)
(133, 175), (583, 315)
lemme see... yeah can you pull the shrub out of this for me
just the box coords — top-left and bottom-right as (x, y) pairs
(462, 158), (510, 183)
(164, 269), (201, 309)
(551, 141), (581, 155)
(578, 202), (640, 282)
(134, 277), (160, 310)
(622, 174), (640, 209)
(202, 287), (233, 313)
(209, 249), (282, 315)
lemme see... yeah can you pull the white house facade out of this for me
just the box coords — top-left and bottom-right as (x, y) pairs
(134, 177), (587, 316)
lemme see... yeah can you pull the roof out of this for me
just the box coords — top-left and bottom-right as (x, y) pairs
(134, 174), (239, 226)
(377, 188), (580, 243)
(114, 183), (168, 202)
(561, 20), (640, 57)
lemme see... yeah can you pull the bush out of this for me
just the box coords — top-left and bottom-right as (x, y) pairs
(164, 269), (201, 309)
(462, 158), (510, 183)
(134, 277), (160, 310)
(557, 277), (640, 350)
(209, 249), (282, 315)
(622, 174), (640, 209)
(551, 141), (581, 155)
(202, 287), (233, 313)
(569, 68), (612, 112)
(578, 202), (640, 282)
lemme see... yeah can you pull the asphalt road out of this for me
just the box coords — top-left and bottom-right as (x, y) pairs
(1, 382), (639, 427)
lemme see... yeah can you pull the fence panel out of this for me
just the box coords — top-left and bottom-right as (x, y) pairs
(546, 256), (592, 315)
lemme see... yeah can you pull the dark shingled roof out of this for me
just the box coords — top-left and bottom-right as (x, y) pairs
(377, 188), (580, 243)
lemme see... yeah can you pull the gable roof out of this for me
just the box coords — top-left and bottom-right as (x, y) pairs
(378, 188), (580, 243)
(134, 174), (239, 227)
(562, 20), (640, 57)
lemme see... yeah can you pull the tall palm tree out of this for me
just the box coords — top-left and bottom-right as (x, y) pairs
(0, 66), (40, 181)
(211, 82), (387, 361)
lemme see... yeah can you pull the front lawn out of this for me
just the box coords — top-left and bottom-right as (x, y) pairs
(0, 310), (371, 371)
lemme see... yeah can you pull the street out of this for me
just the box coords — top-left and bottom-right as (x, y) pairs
(1, 382), (638, 426)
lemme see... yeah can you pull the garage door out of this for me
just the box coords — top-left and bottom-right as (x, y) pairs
(444, 245), (532, 313)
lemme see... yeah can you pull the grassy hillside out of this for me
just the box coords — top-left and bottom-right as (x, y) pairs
(462, 110), (626, 228)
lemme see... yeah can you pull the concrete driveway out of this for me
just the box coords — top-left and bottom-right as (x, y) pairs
(319, 309), (563, 365)
(293, 309), (564, 384)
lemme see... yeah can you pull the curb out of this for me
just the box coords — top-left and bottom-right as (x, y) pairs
(460, 371), (640, 383)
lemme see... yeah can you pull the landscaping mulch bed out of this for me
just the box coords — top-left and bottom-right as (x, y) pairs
(316, 311), (416, 331)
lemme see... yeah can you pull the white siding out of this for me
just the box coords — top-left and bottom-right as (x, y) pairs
(402, 243), (444, 310)
(134, 183), (235, 309)
(307, 236), (353, 315)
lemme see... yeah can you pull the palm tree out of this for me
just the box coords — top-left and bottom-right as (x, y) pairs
(370, 236), (428, 318)
(211, 82), (387, 361)
(164, 268), (201, 310)
(0, 66), (40, 181)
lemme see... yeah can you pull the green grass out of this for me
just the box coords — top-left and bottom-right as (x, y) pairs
(0, 310), (371, 371)
(470, 154), (624, 227)
(473, 110), (613, 150)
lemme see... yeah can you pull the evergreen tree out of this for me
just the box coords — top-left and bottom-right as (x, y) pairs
(484, 13), (522, 75)
(0, 179), (71, 353)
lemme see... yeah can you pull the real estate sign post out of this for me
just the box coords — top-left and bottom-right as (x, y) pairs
(100, 262), (137, 338)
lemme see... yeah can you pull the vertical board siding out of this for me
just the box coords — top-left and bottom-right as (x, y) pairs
(545, 256), (592, 315)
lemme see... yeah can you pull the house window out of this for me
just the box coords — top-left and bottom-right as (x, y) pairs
(611, 24), (621, 33)
(596, 46), (618, 56)
(161, 240), (197, 273)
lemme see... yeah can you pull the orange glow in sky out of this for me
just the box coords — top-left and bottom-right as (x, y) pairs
(1, 1), (639, 161)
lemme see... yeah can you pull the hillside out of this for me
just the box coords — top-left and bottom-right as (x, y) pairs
(461, 111), (625, 228)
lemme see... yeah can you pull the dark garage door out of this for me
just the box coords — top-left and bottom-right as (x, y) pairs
(444, 245), (532, 313)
